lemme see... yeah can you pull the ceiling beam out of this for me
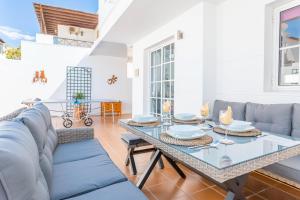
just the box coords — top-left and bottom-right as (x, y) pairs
(33, 3), (98, 36)
(38, 4), (47, 34)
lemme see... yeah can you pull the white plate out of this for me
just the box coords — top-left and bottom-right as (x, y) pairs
(167, 125), (205, 140)
(174, 113), (197, 121)
(132, 115), (157, 123)
(230, 120), (252, 129)
(219, 125), (256, 132)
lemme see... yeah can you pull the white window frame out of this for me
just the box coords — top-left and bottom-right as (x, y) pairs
(148, 41), (175, 117)
(272, 0), (300, 91)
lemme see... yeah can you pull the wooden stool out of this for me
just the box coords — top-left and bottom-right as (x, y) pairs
(121, 133), (164, 175)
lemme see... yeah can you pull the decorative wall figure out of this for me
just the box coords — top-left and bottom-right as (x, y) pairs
(107, 75), (118, 85)
(32, 70), (47, 84)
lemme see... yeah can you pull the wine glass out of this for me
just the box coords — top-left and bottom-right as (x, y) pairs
(200, 103), (209, 120)
(162, 101), (171, 126)
(219, 110), (235, 145)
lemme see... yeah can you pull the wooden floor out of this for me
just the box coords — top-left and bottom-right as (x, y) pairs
(53, 115), (300, 200)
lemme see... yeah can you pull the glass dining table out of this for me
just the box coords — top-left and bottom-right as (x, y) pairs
(119, 119), (300, 200)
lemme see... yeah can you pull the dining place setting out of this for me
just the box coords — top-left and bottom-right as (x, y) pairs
(120, 101), (300, 198)
(126, 101), (263, 151)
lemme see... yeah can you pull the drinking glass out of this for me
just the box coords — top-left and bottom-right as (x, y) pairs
(219, 110), (234, 145)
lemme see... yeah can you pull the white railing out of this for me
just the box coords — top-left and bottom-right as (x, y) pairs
(54, 37), (94, 48)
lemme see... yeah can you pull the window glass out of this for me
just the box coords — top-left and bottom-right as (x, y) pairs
(150, 43), (175, 115)
(278, 5), (300, 86)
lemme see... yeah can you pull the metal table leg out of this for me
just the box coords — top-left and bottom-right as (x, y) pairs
(163, 155), (186, 178)
(136, 149), (186, 189)
(224, 174), (248, 200)
(137, 149), (162, 189)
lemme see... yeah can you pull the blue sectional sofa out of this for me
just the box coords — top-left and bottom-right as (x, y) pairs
(212, 100), (300, 185)
(0, 103), (147, 200)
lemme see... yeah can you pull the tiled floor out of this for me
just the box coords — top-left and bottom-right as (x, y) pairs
(53, 115), (300, 200)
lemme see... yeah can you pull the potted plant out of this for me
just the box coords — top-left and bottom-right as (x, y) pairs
(73, 92), (86, 120)
(73, 92), (85, 104)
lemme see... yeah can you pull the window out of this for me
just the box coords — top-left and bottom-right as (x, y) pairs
(150, 43), (175, 116)
(275, 2), (300, 86)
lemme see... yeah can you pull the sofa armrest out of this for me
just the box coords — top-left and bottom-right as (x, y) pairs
(0, 107), (27, 122)
(56, 127), (94, 144)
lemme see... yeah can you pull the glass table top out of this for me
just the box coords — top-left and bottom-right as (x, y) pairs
(120, 120), (300, 170)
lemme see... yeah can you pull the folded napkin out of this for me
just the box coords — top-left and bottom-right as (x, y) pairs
(219, 106), (233, 125)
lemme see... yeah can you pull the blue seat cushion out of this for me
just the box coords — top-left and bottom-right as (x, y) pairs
(51, 155), (127, 200)
(53, 139), (107, 164)
(65, 181), (147, 200)
(121, 133), (149, 146)
(212, 100), (246, 122)
(245, 103), (293, 135)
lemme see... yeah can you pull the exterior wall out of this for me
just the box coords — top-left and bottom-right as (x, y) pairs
(0, 41), (88, 116)
(79, 55), (132, 114)
(0, 40), (131, 116)
(132, 3), (205, 115)
(214, 0), (300, 104)
(57, 25), (97, 42)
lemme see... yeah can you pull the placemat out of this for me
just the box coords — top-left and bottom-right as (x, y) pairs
(160, 133), (213, 146)
(213, 127), (262, 137)
(127, 120), (161, 127)
(172, 118), (204, 125)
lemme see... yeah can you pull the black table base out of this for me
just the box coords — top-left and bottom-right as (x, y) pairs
(136, 149), (249, 200)
(136, 149), (186, 189)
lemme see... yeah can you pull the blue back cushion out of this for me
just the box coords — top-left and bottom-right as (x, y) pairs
(17, 108), (54, 190)
(245, 103), (293, 135)
(0, 120), (49, 200)
(33, 103), (58, 152)
(292, 104), (300, 137)
(212, 100), (246, 122)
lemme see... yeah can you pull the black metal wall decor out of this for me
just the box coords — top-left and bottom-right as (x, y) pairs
(66, 66), (92, 115)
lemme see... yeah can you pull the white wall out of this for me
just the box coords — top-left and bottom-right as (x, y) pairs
(215, 0), (300, 104)
(132, 2), (206, 115)
(79, 55), (132, 114)
(0, 41), (88, 116)
(0, 40), (131, 116)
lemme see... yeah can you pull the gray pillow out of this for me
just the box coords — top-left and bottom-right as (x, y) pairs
(0, 120), (50, 200)
(245, 103), (293, 135)
(212, 100), (246, 122)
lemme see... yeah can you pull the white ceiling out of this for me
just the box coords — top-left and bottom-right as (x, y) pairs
(102, 0), (204, 44)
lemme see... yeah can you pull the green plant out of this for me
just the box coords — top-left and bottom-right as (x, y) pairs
(5, 47), (21, 60)
(73, 92), (85, 100)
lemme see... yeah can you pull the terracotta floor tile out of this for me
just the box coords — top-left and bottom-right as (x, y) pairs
(251, 172), (280, 187)
(192, 188), (225, 200)
(175, 175), (211, 194)
(247, 194), (267, 200)
(273, 181), (300, 198)
(142, 188), (158, 200)
(148, 183), (187, 200)
(210, 185), (226, 196)
(144, 171), (171, 188)
(245, 176), (270, 193)
(258, 187), (299, 200)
